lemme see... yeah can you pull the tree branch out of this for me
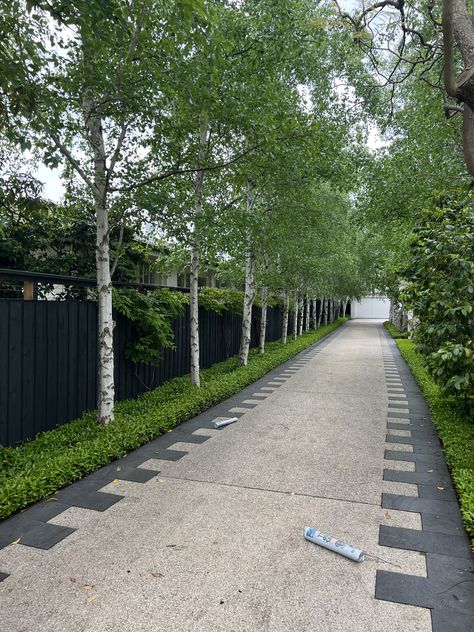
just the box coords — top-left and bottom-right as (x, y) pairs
(111, 142), (265, 193)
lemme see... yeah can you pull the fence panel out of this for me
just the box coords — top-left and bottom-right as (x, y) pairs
(0, 300), (284, 446)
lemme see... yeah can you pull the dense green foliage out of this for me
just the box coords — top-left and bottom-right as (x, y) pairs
(402, 198), (474, 398)
(113, 288), (187, 364)
(383, 321), (409, 339)
(396, 340), (474, 545)
(0, 318), (347, 520)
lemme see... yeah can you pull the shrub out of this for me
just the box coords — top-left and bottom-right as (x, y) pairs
(396, 340), (474, 546)
(383, 321), (409, 339)
(402, 197), (474, 397)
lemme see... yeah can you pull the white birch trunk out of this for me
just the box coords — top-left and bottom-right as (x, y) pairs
(305, 295), (310, 332)
(323, 298), (328, 326)
(281, 291), (289, 343)
(298, 297), (304, 335)
(312, 299), (317, 329)
(258, 253), (269, 355)
(189, 119), (209, 387)
(293, 293), (299, 339)
(84, 94), (114, 424)
(238, 179), (256, 366)
(342, 299), (348, 319)
(189, 240), (200, 387)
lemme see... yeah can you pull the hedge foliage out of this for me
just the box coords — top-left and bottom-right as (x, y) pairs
(383, 321), (409, 339)
(395, 339), (474, 545)
(0, 318), (347, 520)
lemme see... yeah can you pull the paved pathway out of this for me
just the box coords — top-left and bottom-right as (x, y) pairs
(0, 320), (472, 631)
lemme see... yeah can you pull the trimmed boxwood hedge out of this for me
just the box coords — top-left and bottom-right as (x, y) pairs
(395, 339), (474, 546)
(0, 318), (347, 520)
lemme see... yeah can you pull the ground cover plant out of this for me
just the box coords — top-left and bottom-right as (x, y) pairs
(383, 321), (409, 340)
(395, 339), (474, 546)
(0, 318), (347, 520)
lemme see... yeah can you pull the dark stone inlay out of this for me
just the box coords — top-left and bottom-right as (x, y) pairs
(422, 512), (466, 536)
(384, 450), (446, 465)
(383, 469), (451, 487)
(386, 422), (413, 431)
(382, 493), (459, 516)
(417, 484), (457, 502)
(17, 522), (76, 550)
(0, 572), (9, 582)
(388, 411), (428, 420)
(56, 484), (124, 512)
(431, 610), (474, 632)
(385, 435), (413, 445)
(375, 570), (432, 608)
(379, 525), (471, 558)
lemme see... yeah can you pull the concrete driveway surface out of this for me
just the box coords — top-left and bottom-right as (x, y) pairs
(1, 320), (470, 631)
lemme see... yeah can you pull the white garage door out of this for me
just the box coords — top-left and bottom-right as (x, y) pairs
(351, 296), (390, 319)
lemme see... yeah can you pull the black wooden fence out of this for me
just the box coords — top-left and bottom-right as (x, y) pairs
(0, 300), (283, 447)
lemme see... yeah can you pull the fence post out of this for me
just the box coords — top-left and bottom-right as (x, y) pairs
(23, 281), (34, 300)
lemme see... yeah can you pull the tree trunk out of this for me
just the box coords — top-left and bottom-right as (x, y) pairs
(238, 179), (256, 366)
(323, 298), (328, 325)
(281, 291), (289, 343)
(189, 239), (200, 387)
(342, 299), (348, 319)
(258, 253), (269, 355)
(305, 294), (310, 332)
(312, 298), (317, 329)
(293, 293), (299, 339)
(189, 118), (209, 387)
(84, 96), (114, 424)
(298, 297), (304, 335)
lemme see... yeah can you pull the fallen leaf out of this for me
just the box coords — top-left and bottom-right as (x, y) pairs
(384, 511), (391, 520)
(436, 486), (445, 491)
(426, 469), (433, 473)
(86, 595), (97, 604)
(45, 497), (58, 503)
(212, 540), (219, 545)
(158, 479), (165, 483)
(69, 577), (77, 584)
(9, 538), (20, 546)
(151, 572), (163, 578)
(113, 479), (119, 484)
(81, 583), (95, 590)
(116, 466), (121, 472)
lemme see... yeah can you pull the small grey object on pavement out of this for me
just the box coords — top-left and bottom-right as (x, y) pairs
(214, 417), (239, 429)
(304, 526), (365, 562)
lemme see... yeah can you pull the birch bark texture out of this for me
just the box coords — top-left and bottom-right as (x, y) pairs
(82, 51), (114, 423)
(189, 118), (209, 387)
(298, 296), (304, 335)
(237, 179), (256, 366)
(293, 293), (299, 339)
(305, 295), (310, 332)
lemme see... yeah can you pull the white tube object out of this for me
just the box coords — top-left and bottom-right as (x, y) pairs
(214, 417), (239, 429)
(304, 526), (364, 563)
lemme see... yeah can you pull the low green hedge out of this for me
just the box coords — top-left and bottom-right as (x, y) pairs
(395, 339), (474, 545)
(383, 321), (409, 339)
(0, 318), (347, 520)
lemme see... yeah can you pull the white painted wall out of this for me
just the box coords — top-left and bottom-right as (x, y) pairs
(351, 296), (390, 319)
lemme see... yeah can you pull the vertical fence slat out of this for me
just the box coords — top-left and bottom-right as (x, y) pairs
(0, 302), (10, 446)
